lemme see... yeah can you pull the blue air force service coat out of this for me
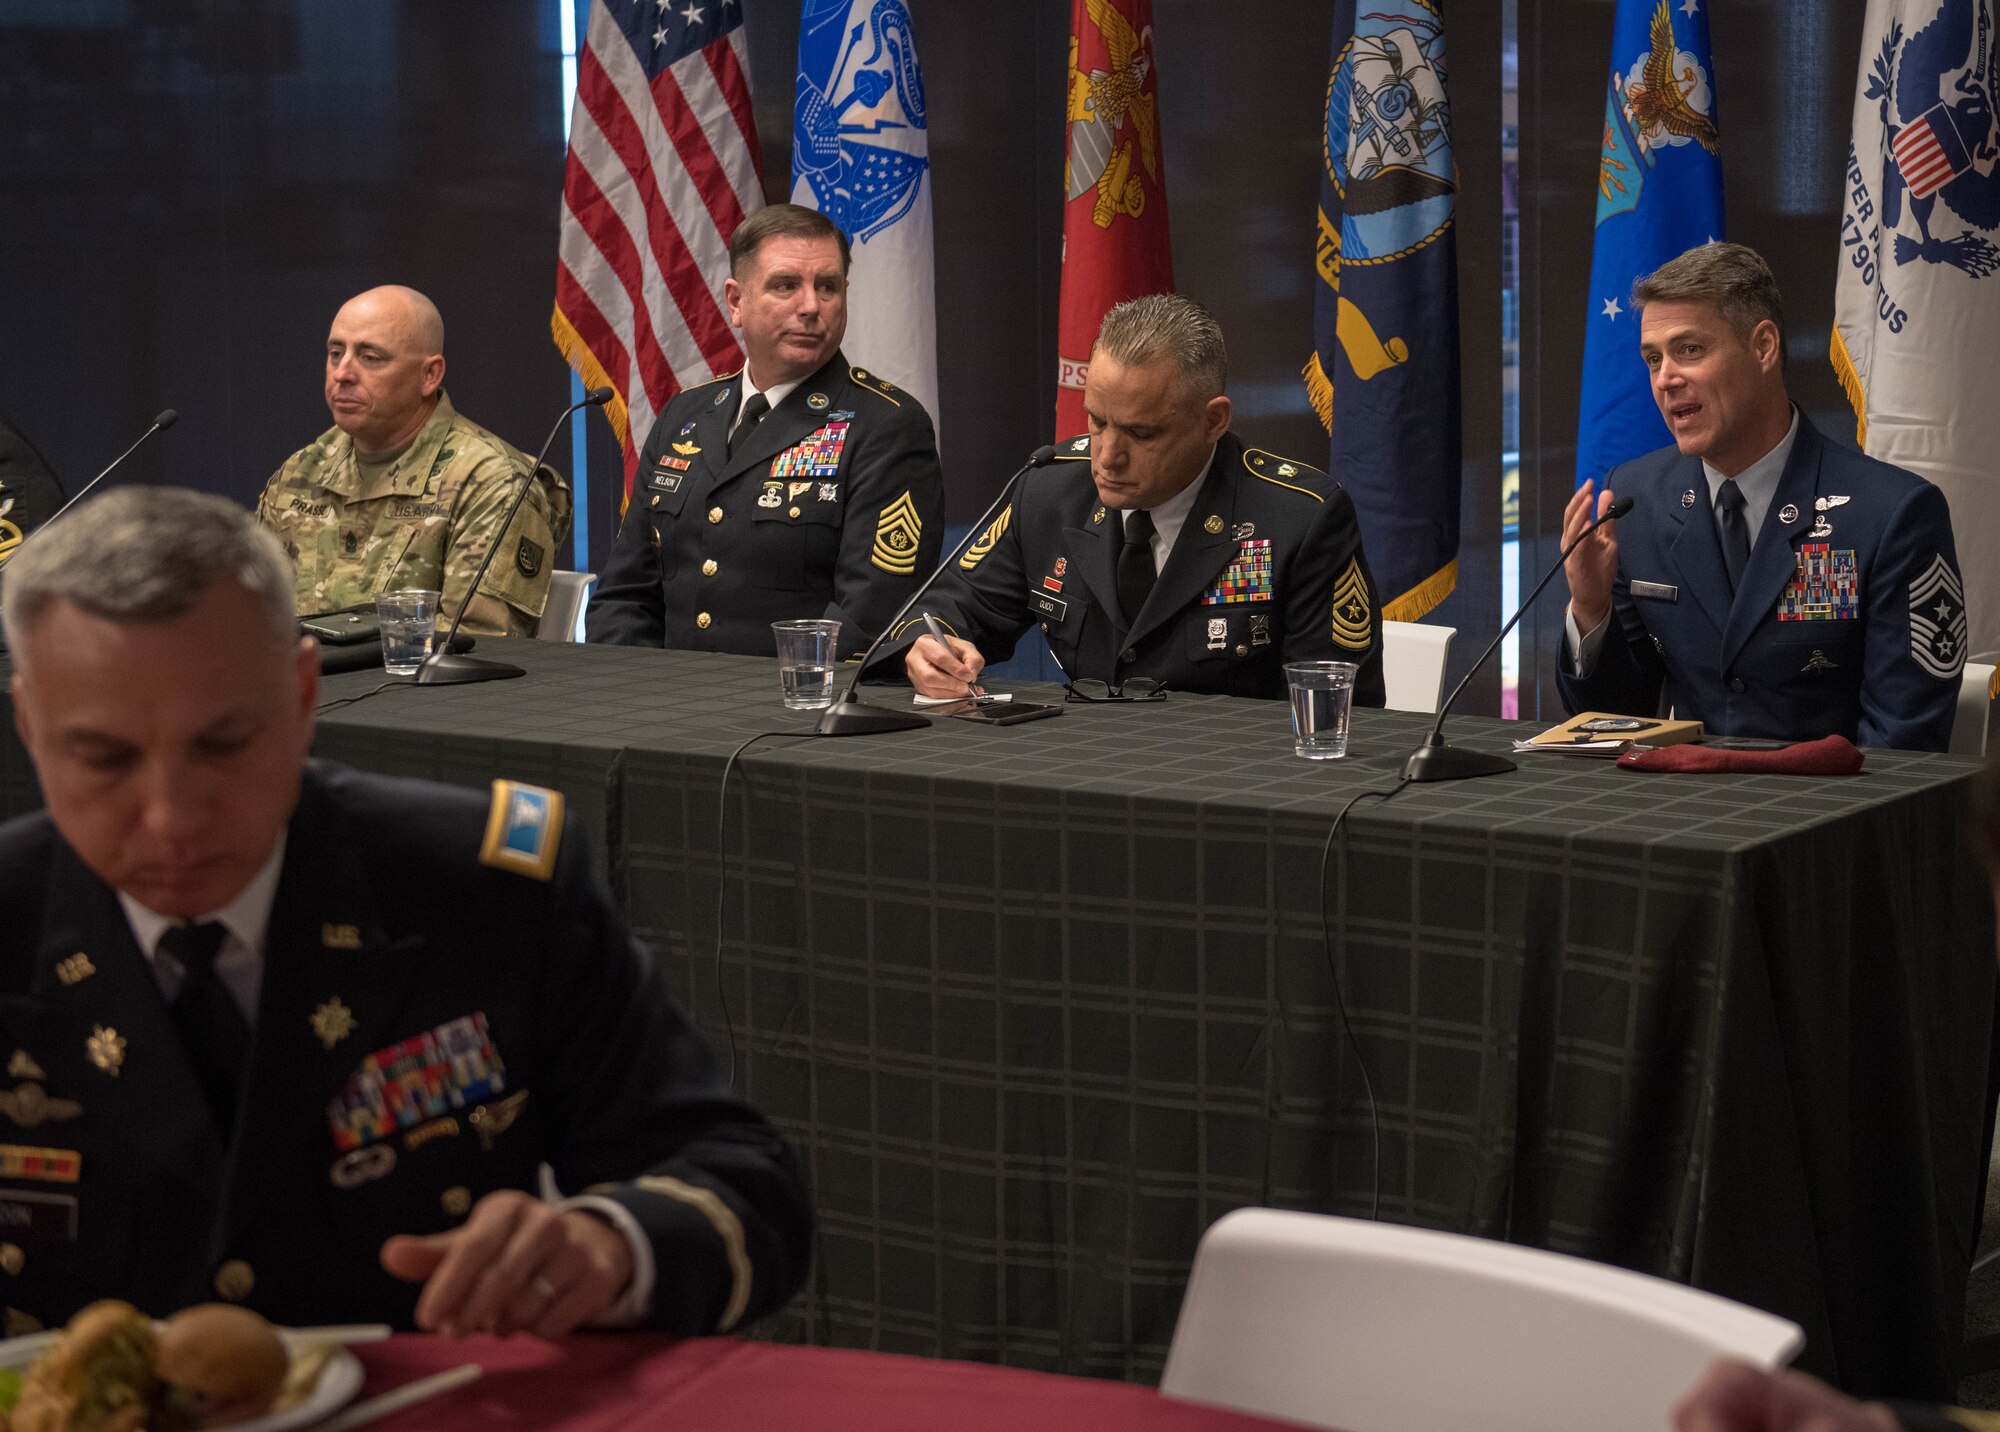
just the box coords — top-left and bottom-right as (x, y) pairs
(866, 431), (1386, 703)
(587, 353), (944, 658)
(1556, 415), (1965, 750)
(0, 762), (812, 1336)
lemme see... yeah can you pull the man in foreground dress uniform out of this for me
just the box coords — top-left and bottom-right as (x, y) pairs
(0, 488), (809, 1339)
(258, 285), (573, 637)
(878, 293), (1384, 703)
(586, 204), (944, 658)
(1559, 242), (1962, 749)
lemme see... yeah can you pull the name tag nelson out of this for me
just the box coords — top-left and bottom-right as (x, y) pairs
(1631, 581), (1679, 603)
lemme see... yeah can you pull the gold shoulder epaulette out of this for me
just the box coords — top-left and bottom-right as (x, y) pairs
(479, 780), (565, 881)
(1053, 435), (1092, 462)
(847, 366), (903, 407)
(1242, 448), (1325, 500)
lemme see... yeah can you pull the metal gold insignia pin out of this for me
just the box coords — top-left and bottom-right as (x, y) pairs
(6, 1052), (44, 1082)
(1278, 463), (1298, 477)
(808, 392), (830, 411)
(55, 954), (94, 987)
(214, 1260), (255, 1302)
(713, 389), (730, 406)
(311, 998), (357, 1050)
(322, 924), (361, 951)
(1091, 507), (1106, 524)
(1204, 515), (1224, 534)
(0, 1084), (81, 1129)
(86, 1027), (124, 1077)
(468, 1090), (530, 1151)
(441, 1186), (472, 1218)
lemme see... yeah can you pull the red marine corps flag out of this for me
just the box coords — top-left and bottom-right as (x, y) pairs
(1055, 0), (1174, 438)
(553, 0), (764, 508)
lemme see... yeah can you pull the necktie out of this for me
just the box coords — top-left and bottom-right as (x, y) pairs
(728, 392), (770, 458)
(161, 922), (250, 1137)
(1715, 479), (1752, 594)
(1116, 508), (1158, 626)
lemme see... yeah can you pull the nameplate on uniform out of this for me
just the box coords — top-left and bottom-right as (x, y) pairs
(1030, 592), (1068, 623)
(1777, 544), (1859, 622)
(648, 468), (686, 495)
(1630, 581), (1678, 603)
(771, 422), (851, 479)
(0, 1189), (77, 1242)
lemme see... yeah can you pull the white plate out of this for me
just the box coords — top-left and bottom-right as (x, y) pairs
(0, 1327), (365, 1432)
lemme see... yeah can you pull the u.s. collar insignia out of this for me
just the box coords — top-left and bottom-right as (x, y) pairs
(86, 1027), (125, 1077)
(1091, 506), (1106, 524)
(1203, 514), (1224, 535)
(479, 780), (565, 881)
(1681, 490), (1696, 509)
(807, 392), (830, 411)
(712, 388), (731, 406)
(322, 924), (361, 951)
(311, 998), (357, 1050)
(1778, 503), (1799, 525)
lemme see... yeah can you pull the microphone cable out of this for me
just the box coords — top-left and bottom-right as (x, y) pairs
(712, 727), (821, 1087)
(1315, 775), (1414, 1223)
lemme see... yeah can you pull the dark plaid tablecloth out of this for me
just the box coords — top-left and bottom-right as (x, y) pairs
(2, 638), (1991, 1398)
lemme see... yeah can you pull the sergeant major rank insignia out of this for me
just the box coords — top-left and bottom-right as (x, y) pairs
(871, 491), (924, 575)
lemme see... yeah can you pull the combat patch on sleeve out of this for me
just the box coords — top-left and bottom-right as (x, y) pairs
(1332, 557), (1372, 651)
(960, 505), (1013, 570)
(480, 780), (565, 880)
(872, 491), (923, 575)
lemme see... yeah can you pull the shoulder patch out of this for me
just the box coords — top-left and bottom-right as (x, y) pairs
(1242, 448), (1325, 501)
(960, 504), (1013, 569)
(1332, 558), (1372, 650)
(480, 780), (565, 881)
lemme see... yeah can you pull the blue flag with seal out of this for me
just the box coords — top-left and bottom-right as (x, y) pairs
(792, 0), (939, 429)
(1306, 0), (1460, 622)
(1576, 0), (1725, 487)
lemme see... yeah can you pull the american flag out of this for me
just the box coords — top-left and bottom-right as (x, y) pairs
(553, 0), (764, 503)
(1890, 103), (1969, 201)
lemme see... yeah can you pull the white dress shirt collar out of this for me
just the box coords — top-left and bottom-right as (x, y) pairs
(738, 376), (805, 427)
(118, 836), (286, 1021)
(1124, 446), (1217, 574)
(1702, 406), (1800, 541)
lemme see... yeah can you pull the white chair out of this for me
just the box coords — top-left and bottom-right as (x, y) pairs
(1381, 620), (1456, 714)
(537, 570), (596, 643)
(1159, 1209), (1803, 1432)
(1950, 662), (1994, 756)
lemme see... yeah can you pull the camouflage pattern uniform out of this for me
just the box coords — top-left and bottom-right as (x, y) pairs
(257, 392), (572, 636)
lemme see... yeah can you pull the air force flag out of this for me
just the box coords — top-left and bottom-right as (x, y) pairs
(792, 0), (940, 428)
(1575, 0), (1725, 488)
(1835, 0), (2000, 658)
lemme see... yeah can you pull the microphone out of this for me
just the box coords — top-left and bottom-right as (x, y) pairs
(414, 386), (612, 686)
(41, 409), (177, 529)
(1400, 494), (1636, 783)
(816, 443), (1060, 737)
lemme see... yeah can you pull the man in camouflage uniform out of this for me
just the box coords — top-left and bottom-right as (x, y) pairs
(258, 286), (572, 637)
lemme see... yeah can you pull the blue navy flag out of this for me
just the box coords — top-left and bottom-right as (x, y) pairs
(1575, 0), (1725, 487)
(1306, 0), (1460, 621)
(791, 0), (939, 428)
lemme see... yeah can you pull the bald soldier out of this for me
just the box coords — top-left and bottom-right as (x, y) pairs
(258, 287), (574, 637)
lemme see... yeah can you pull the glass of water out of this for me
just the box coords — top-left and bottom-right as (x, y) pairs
(1284, 660), (1359, 759)
(377, 588), (442, 676)
(771, 619), (842, 709)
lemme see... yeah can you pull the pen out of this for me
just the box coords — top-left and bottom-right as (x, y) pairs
(920, 611), (985, 699)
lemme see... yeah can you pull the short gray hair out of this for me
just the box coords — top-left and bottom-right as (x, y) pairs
(2, 487), (298, 658)
(1092, 293), (1229, 399)
(1633, 241), (1787, 357)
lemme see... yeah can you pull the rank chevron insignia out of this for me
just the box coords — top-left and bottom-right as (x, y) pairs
(960, 504), (1014, 570)
(872, 491), (924, 575)
(1331, 557), (1372, 651)
(1909, 553), (1969, 680)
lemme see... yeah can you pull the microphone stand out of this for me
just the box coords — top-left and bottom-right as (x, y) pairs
(816, 444), (1058, 737)
(415, 387), (611, 686)
(43, 409), (178, 529)
(1401, 495), (1636, 783)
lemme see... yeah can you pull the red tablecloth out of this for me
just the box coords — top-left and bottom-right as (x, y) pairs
(353, 1335), (1300, 1432)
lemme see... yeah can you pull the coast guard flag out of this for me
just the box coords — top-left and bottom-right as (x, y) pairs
(1306, 0), (1460, 621)
(553, 0), (763, 504)
(1834, 0), (2000, 658)
(1575, 0), (1725, 488)
(1056, 0), (1173, 438)
(792, 0), (939, 428)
